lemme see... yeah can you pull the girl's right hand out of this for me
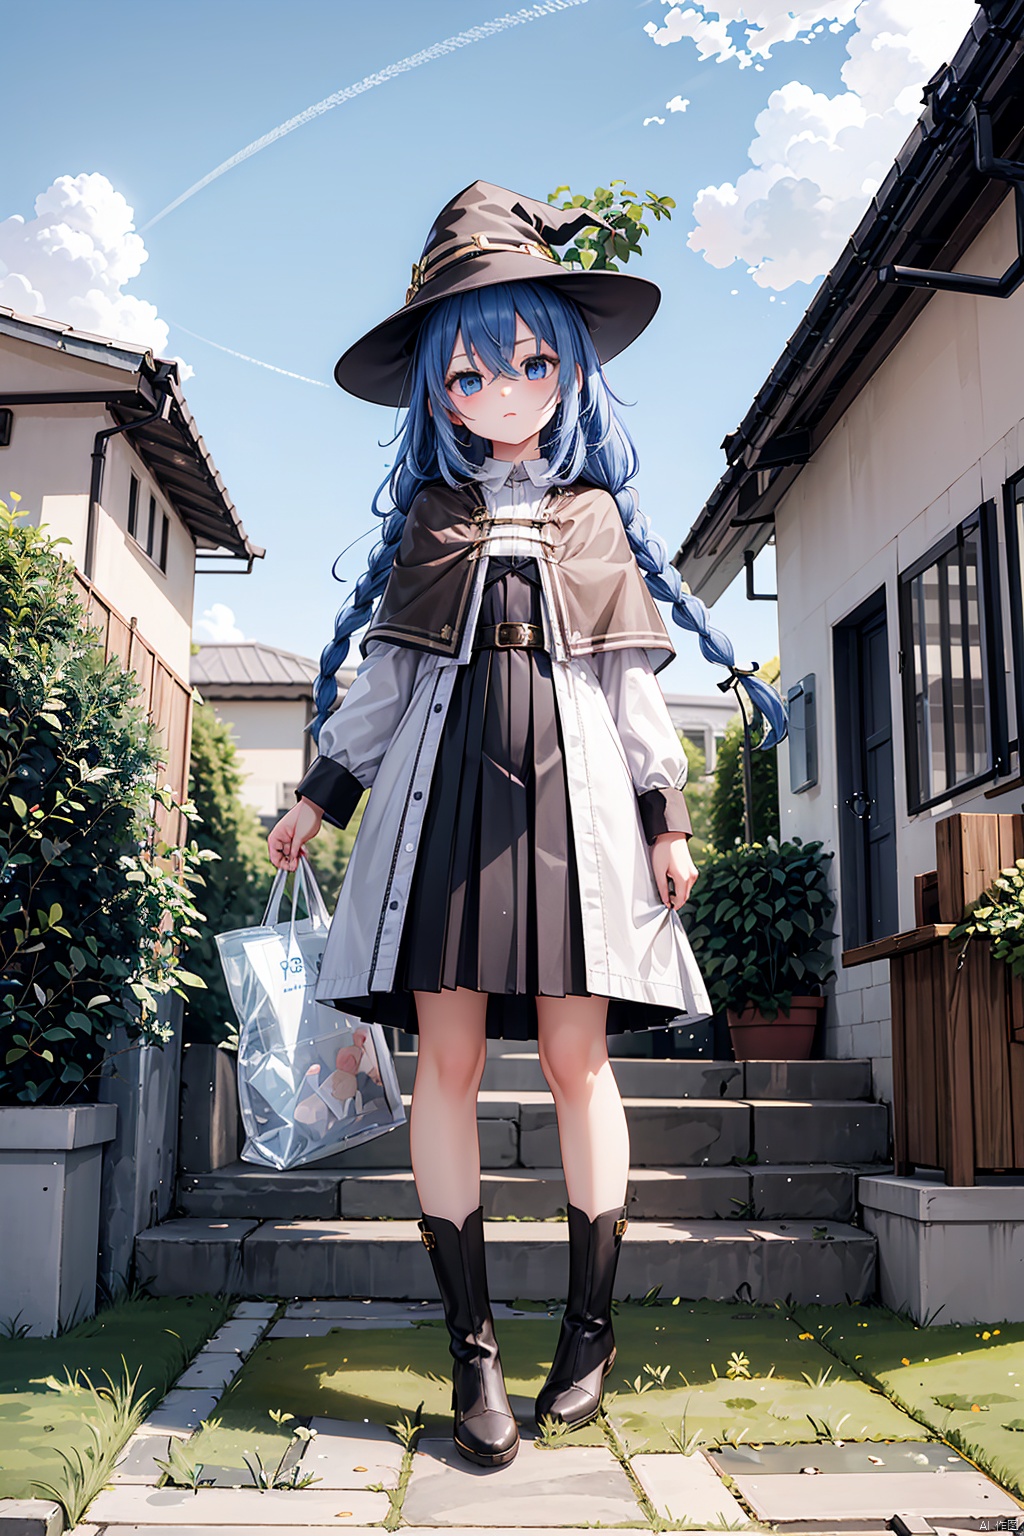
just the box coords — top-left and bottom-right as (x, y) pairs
(267, 798), (324, 870)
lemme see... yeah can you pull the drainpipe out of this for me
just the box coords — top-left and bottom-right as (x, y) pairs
(84, 364), (175, 582)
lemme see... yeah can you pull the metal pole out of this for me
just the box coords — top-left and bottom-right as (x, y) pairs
(736, 685), (755, 845)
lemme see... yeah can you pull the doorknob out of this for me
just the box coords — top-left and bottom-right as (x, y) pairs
(846, 789), (871, 820)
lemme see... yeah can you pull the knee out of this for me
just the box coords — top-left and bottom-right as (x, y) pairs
(538, 1029), (609, 1100)
(415, 1032), (486, 1101)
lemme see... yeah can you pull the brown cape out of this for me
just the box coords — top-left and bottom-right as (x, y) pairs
(361, 479), (675, 671)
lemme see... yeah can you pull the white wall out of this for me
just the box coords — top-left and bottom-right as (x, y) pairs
(1, 336), (196, 679)
(773, 191), (1024, 1100)
(208, 698), (311, 820)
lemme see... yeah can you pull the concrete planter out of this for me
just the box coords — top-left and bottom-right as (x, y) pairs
(860, 1175), (1024, 1323)
(0, 1103), (117, 1335)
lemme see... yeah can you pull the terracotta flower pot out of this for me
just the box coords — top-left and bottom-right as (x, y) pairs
(726, 995), (825, 1061)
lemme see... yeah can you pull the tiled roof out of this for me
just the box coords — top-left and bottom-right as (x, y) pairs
(192, 643), (319, 688)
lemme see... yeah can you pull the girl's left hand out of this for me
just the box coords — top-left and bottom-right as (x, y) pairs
(651, 832), (698, 912)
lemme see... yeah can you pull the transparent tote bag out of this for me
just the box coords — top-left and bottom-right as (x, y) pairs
(215, 857), (405, 1170)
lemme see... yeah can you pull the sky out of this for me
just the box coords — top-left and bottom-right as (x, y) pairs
(2, 0), (979, 696)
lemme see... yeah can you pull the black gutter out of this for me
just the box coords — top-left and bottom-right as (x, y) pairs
(85, 364), (175, 581)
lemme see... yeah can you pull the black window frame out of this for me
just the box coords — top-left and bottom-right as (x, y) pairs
(127, 472), (139, 539)
(1002, 469), (1024, 761)
(898, 502), (1008, 815)
(127, 474), (169, 576)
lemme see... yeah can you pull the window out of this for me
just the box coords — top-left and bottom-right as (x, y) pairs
(899, 504), (1007, 813)
(0, 409), (12, 447)
(1003, 469), (1024, 757)
(127, 476), (169, 574)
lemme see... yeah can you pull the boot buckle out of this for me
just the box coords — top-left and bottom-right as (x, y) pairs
(614, 1216), (628, 1239)
(418, 1221), (436, 1251)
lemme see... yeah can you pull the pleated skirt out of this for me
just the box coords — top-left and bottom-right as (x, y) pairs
(350, 555), (680, 1041)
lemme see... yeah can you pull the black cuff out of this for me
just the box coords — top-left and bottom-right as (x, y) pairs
(295, 757), (365, 830)
(638, 786), (692, 845)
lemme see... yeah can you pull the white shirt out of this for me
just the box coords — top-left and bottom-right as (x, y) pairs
(474, 456), (554, 560)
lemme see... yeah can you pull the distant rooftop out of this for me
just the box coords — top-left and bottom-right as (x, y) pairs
(0, 306), (264, 570)
(192, 641), (356, 700)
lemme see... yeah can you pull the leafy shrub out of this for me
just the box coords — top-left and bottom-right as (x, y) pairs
(181, 702), (273, 1045)
(0, 500), (210, 1105)
(950, 859), (1024, 975)
(682, 837), (836, 1018)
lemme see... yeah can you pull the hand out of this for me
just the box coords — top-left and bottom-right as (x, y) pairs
(650, 832), (698, 912)
(267, 797), (324, 871)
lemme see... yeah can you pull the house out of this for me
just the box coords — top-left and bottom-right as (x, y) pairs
(191, 642), (355, 825)
(0, 306), (262, 1296)
(191, 641), (737, 825)
(672, 1), (1024, 1321)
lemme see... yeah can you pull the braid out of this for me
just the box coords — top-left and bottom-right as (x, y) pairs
(311, 509), (406, 742)
(616, 493), (788, 750)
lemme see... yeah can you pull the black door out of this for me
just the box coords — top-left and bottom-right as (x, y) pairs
(833, 591), (899, 948)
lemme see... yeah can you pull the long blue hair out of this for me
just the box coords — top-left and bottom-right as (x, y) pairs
(313, 280), (786, 747)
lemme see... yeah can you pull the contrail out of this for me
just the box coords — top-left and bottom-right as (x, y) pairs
(168, 319), (330, 386)
(142, 1), (590, 231)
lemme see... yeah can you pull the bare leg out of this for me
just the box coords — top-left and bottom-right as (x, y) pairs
(410, 987), (488, 1225)
(536, 995), (629, 1219)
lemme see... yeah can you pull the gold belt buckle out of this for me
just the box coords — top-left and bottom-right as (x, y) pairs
(614, 1216), (628, 1239)
(495, 622), (532, 648)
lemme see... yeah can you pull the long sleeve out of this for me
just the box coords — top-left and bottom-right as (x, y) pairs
(295, 642), (420, 829)
(590, 647), (692, 842)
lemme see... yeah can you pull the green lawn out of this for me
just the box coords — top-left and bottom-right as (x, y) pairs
(0, 1294), (232, 1504)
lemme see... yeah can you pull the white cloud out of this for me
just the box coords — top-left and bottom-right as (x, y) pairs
(647, 1), (979, 288)
(644, 115), (668, 125)
(0, 173), (190, 373)
(645, 2), (860, 66)
(193, 603), (246, 644)
(667, 94), (691, 111)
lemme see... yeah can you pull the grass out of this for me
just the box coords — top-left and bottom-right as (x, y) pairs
(0, 1293), (232, 1505)
(793, 1303), (1024, 1500)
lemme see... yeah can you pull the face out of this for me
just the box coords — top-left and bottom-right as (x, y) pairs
(443, 313), (562, 457)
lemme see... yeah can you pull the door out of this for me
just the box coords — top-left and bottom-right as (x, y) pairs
(833, 590), (899, 948)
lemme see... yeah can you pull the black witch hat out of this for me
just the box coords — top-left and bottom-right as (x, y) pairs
(334, 180), (661, 406)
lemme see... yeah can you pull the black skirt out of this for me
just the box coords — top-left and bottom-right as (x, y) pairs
(349, 555), (679, 1040)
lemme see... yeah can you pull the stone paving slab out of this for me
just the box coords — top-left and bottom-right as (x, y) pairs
(205, 1318), (271, 1355)
(230, 1301), (278, 1319)
(86, 1485), (390, 1526)
(303, 1418), (405, 1488)
(0, 1500), (62, 1536)
(401, 1438), (644, 1526)
(731, 1469), (1022, 1522)
(282, 1299), (442, 1319)
(139, 1389), (223, 1438)
(630, 1452), (750, 1525)
(82, 1528), (383, 1535)
(270, 1316), (420, 1336)
(112, 1433), (175, 1485)
(175, 1353), (246, 1391)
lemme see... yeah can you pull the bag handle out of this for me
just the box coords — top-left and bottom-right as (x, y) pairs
(262, 856), (332, 930)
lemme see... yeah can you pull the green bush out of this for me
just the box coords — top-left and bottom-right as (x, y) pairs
(181, 702), (273, 1045)
(0, 499), (210, 1105)
(682, 838), (836, 1019)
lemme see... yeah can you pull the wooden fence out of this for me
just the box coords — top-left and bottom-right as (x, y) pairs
(72, 571), (192, 847)
(844, 812), (1024, 1185)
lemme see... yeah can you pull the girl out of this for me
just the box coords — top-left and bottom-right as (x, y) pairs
(268, 181), (784, 1470)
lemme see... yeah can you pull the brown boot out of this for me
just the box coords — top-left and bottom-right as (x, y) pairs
(418, 1206), (519, 1467)
(535, 1203), (627, 1429)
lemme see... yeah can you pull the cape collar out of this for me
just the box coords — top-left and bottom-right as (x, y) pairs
(475, 455), (553, 493)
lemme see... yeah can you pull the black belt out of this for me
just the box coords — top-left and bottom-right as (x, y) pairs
(474, 621), (545, 650)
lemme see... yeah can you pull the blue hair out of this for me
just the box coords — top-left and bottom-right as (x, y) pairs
(313, 280), (786, 748)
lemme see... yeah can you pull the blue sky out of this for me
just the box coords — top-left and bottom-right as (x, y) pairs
(3, 0), (977, 694)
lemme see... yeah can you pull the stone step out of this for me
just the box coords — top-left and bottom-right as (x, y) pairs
(137, 1215), (876, 1305)
(394, 1052), (874, 1101)
(179, 1161), (862, 1223)
(276, 1092), (888, 1171)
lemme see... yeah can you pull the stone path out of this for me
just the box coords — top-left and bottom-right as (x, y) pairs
(2, 1299), (1022, 1536)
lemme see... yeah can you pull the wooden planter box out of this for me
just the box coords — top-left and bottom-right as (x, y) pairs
(844, 812), (1024, 1186)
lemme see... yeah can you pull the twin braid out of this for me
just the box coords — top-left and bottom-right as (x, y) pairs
(311, 510), (406, 740)
(615, 491), (787, 750)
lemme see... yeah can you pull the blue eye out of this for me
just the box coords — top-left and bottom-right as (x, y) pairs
(524, 356), (554, 381)
(450, 373), (483, 397)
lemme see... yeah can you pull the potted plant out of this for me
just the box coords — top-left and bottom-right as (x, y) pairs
(682, 838), (836, 1060)
(0, 498), (210, 1331)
